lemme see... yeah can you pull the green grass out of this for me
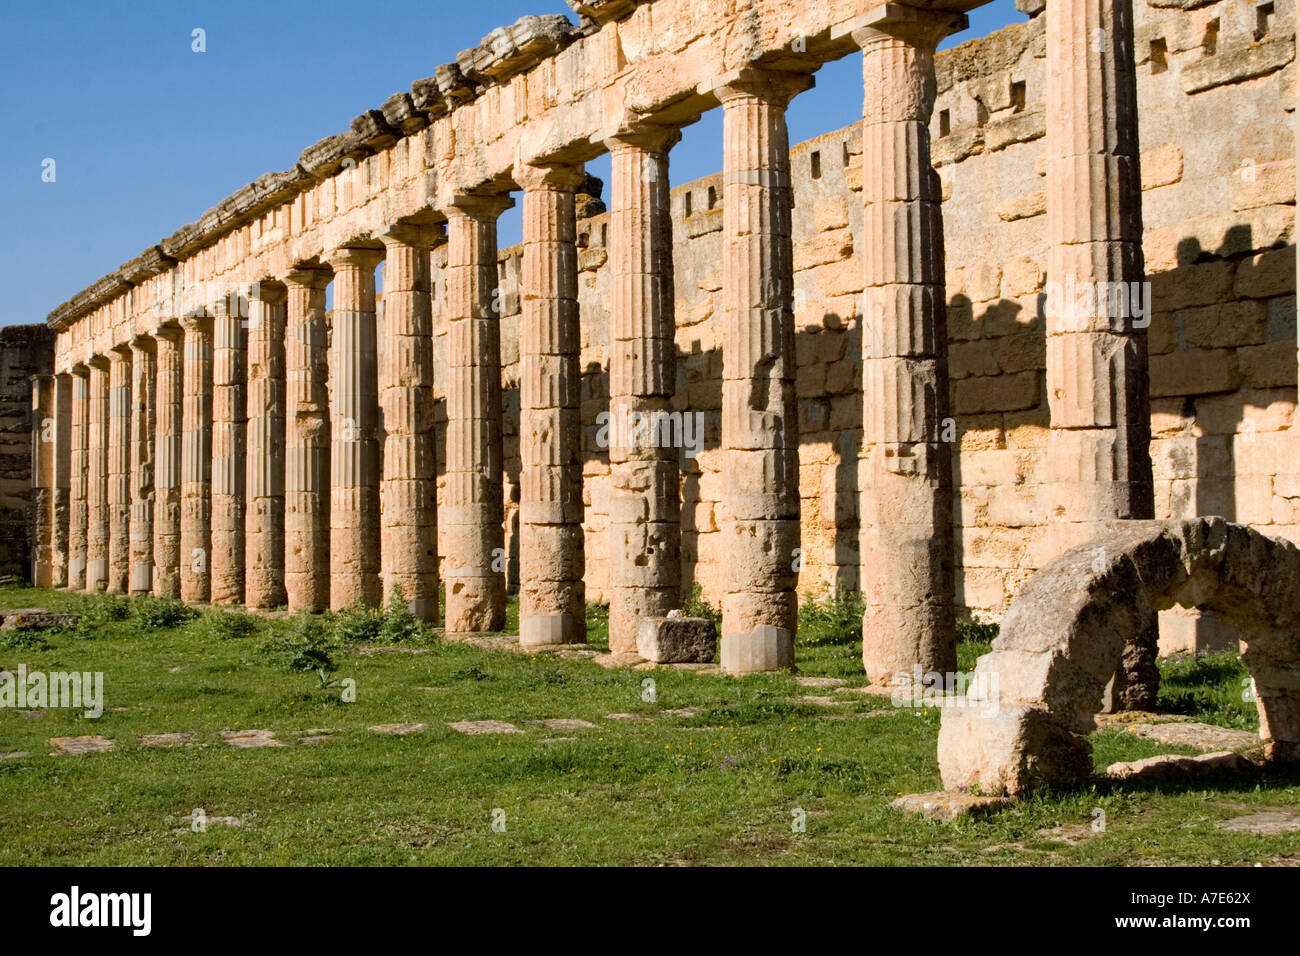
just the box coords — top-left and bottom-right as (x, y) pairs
(0, 584), (1297, 866)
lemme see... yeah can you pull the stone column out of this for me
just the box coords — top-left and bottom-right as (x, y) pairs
(86, 358), (109, 592)
(284, 268), (331, 612)
(1044, 0), (1152, 548)
(379, 226), (439, 620)
(68, 367), (89, 590)
(51, 373), (72, 587)
(846, 8), (964, 686)
(180, 315), (213, 603)
(106, 347), (132, 593)
(605, 127), (681, 654)
(328, 247), (384, 609)
(211, 293), (246, 604)
(443, 194), (511, 633)
(715, 70), (810, 674)
(245, 281), (287, 609)
(30, 375), (56, 587)
(153, 326), (183, 597)
(1046, 0), (1155, 709)
(128, 336), (156, 595)
(517, 165), (587, 648)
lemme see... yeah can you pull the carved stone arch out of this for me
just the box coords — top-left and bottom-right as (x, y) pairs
(939, 518), (1300, 796)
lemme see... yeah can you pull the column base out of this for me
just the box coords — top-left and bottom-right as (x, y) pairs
(129, 563), (152, 595)
(409, 596), (438, 623)
(721, 625), (794, 675)
(520, 612), (587, 649)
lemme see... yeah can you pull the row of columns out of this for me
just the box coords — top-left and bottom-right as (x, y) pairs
(31, 0), (1156, 679)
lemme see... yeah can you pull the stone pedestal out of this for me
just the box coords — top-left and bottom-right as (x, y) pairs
(443, 195), (511, 633)
(715, 70), (810, 674)
(605, 126), (682, 654)
(328, 247), (384, 609)
(518, 164), (587, 648)
(211, 294), (246, 604)
(86, 358), (110, 592)
(379, 226), (439, 621)
(284, 268), (331, 613)
(153, 327), (183, 597)
(128, 336), (156, 595)
(245, 282), (287, 609)
(180, 315), (213, 603)
(847, 7), (965, 685)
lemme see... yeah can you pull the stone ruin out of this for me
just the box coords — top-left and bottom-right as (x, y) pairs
(939, 518), (1300, 795)
(19, 0), (1300, 693)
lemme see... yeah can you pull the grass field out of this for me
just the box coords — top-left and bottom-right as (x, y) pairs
(0, 584), (1297, 866)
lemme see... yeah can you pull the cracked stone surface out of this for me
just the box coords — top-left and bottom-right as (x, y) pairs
(1127, 721), (1262, 753)
(1106, 751), (1256, 781)
(50, 735), (115, 755)
(220, 729), (283, 749)
(447, 720), (520, 735)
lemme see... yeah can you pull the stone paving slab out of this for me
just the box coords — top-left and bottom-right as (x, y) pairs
(594, 652), (644, 669)
(369, 722), (427, 736)
(796, 676), (849, 688)
(787, 696), (846, 707)
(447, 720), (520, 735)
(295, 728), (341, 745)
(220, 729), (283, 749)
(1106, 750), (1256, 781)
(530, 718), (597, 731)
(1126, 721), (1262, 753)
(0, 751), (29, 760)
(49, 735), (115, 755)
(1217, 810), (1300, 835)
(138, 732), (198, 748)
(605, 713), (652, 722)
(892, 791), (1011, 821)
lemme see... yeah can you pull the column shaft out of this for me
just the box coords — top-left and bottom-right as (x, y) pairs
(443, 196), (510, 632)
(245, 284), (287, 609)
(211, 295), (246, 604)
(106, 349), (131, 593)
(1045, 0), (1152, 550)
(30, 376), (56, 587)
(518, 167), (586, 647)
(68, 369), (88, 590)
(86, 360), (110, 591)
(379, 229), (438, 620)
(129, 338), (156, 595)
(717, 72), (808, 674)
(606, 130), (681, 653)
(153, 328), (183, 597)
(328, 248), (384, 609)
(284, 270), (331, 612)
(853, 12), (961, 685)
(180, 317), (213, 602)
(51, 373), (72, 587)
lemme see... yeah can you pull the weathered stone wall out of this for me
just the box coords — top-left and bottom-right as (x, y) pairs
(455, 0), (1296, 618)
(0, 325), (56, 578)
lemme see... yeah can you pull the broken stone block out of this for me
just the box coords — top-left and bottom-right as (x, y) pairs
(219, 729), (283, 749)
(50, 735), (114, 755)
(0, 609), (81, 631)
(637, 616), (717, 664)
(891, 791), (1012, 821)
(1106, 750), (1256, 782)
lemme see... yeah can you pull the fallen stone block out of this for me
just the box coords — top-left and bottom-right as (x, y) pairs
(1106, 750), (1256, 782)
(0, 609), (81, 631)
(636, 616), (717, 664)
(891, 791), (1012, 821)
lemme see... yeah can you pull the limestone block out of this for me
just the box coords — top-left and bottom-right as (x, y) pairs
(636, 615), (718, 663)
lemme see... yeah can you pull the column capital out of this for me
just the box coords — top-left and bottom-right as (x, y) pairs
(378, 222), (441, 250)
(129, 333), (155, 352)
(108, 343), (132, 362)
(707, 67), (814, 108)
(446, 192), (514, 222)
(515, 162), (586, 193)
(179, 314), (212, 334)
(283, 265), (332, 290)
(326, 245), (385, 272)
(833, 4), (967, 50)
(601, 121), (681, 155)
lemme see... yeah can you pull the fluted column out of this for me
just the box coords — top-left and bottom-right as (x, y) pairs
(379, 226), (439, 620)
(30, 376), (56, 587)
(51, 373), (72, 587)
(68, 367), (89, 590)
(180, 315), (213, 603)
(245, 281), (287, 609)
(153, 327), (183, 597)
(605, 126), (681, 653)
(211, 293), (246, 604)
(106, 347), (131, 593)
(443, 194), (512, 633)
(715, 70), (810, 674)
(848, 7), (964, 686)
(128, 336), (156, 595)
(86, 357), (109, 592)
(284, 268), (331, 612)
(518, 165), (587, 648)
(1044, 0), (1152, 551)
(328, 247), (384, 609)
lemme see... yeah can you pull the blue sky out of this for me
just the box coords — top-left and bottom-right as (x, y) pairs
(0, 0), (1021, 327)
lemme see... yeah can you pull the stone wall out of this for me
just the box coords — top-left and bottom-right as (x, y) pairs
(444, 0), (1296, 620)
(0, 325), (56, 578)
